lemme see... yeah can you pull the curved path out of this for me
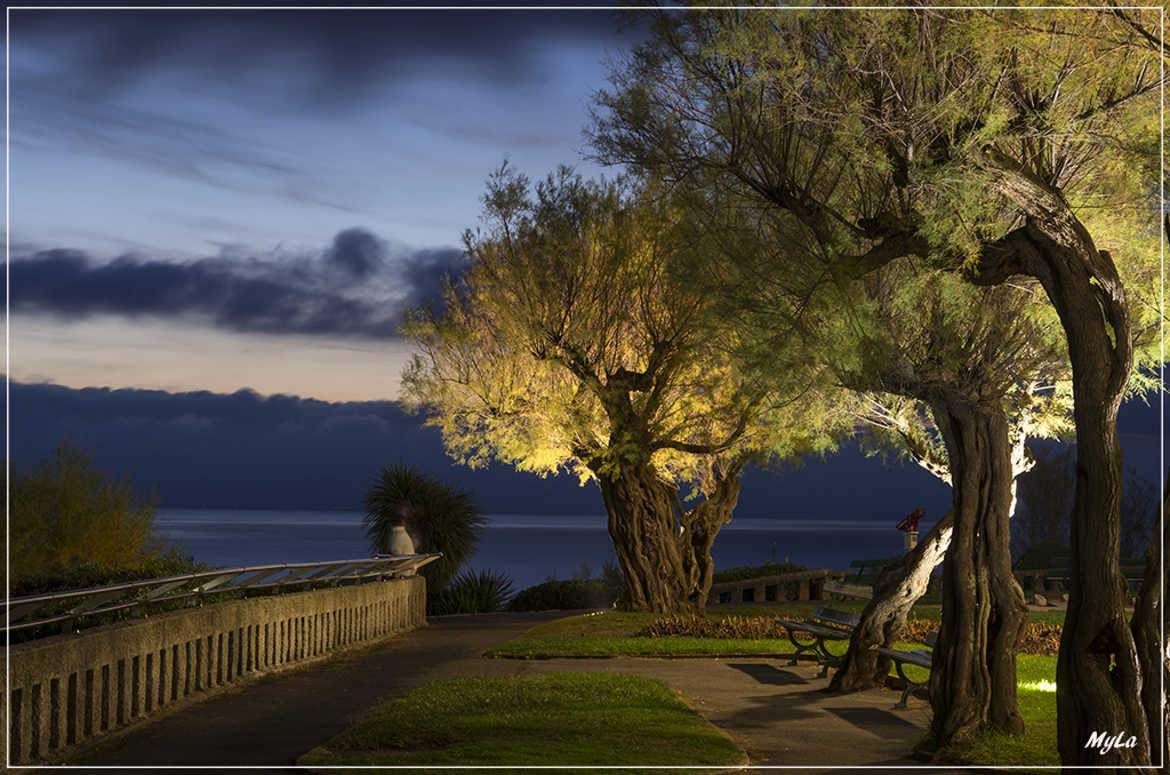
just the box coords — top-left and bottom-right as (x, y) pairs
(73, 610), (974, 773)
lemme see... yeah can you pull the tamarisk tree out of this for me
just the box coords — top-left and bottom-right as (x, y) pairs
(590, 6), (1161, 758)
(401, 166), (838, 615)
(830, 375), (1071, 694)
(819, 262), (1071, 737)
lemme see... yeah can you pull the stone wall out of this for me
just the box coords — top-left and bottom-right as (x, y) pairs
(707, 569), (846, 605)
(2, 575), (426, 764)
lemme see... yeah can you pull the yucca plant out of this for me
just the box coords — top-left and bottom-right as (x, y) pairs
(430, 569), (515, 615)
(364, 463), (486, 593)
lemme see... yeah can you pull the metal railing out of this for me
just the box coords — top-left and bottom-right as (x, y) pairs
(3, 553), (440, 636)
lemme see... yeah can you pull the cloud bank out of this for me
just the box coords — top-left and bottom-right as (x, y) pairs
(9, 229), (466, 339)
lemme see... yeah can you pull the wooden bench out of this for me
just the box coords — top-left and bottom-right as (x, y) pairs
(874, 631), (937, 709)
(848, 557), (900, 582)
(823, 579), (873, 600)
(774, 606), (860, 677)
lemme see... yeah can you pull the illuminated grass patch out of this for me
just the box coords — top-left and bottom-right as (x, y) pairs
(298, 672), (747, 772)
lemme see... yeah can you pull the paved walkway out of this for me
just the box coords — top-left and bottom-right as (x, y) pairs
(72, 611), (975, 773)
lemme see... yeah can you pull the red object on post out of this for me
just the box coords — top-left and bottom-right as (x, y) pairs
(896, 508), (924, 532)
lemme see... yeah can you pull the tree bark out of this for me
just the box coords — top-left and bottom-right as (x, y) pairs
(1131, 473), (1169, 764)
(974, 149), (1149, 766)
(829, 510), (953, 691)
(927, 398), (1026, 748)
(596, 460), (743, 615)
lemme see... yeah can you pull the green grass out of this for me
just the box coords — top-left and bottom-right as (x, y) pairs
(487, 609), (1061, 768)
(940, 654), (1058, 769)
(486, 609), (934, 659)
(298, 672), (747, 772)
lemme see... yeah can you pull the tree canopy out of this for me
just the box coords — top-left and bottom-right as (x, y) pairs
(590, 5), (1162, 761)
(402, 165), (845, 612)
(402, 165), (841, 488)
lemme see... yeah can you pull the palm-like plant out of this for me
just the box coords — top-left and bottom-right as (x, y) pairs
(363, 463), (486, 592)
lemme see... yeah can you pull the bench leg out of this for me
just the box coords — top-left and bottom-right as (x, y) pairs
(813, 637), (844, 678)
(784, 629), (819, 666)
(892, 660), (922, 709)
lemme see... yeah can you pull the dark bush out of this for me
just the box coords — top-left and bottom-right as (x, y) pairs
(711, 561), (808, 583)
(429, 568), (515, 615)
(11, 549), (211, 597)
(364, 463), (486, 594)
(507, 578), (616, 612)
(637, 615), (790, 639)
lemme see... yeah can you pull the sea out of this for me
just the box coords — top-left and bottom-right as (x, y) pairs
(154, 509), (922, 592)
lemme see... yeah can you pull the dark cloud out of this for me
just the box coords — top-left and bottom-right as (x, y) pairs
(14, 380), (1158, 519)
(6, 379), (603, 512)
(11, 8), (647, 112)
(8, 230), (466, 340)
(5, 379), (955, 518)
(324, 228), (387, 280)
(399, 247), (469, 311)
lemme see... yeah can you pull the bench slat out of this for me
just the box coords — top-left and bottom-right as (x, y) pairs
(775, 620), (853, 640)
(812, 606), (861, 627)
(874, 647), (933, 669)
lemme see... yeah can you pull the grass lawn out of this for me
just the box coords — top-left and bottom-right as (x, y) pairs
(486, 605), (965, 659)
(936, 654), (1058, 768)
(487, 607), (1061, 769)
(298, 672), (747, 773)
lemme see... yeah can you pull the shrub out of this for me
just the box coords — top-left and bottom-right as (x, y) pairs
(637, 615), (791, 640)
(364, 463), (487, 593)
(9, 438), (172, 588)
(11, 549), (211, 597)
(900, 617), (1061, 656)
(509, 559), (623, 612)
(508, 579), (614, 612)
(430, 568), (515, 615)
(711, 561), (808, 583)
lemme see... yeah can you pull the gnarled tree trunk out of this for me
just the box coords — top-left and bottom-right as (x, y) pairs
(1130, 473), (1169, 763)
(975, 150), (1149, 766)
(596, 459), (744, 615)
(829, 510), (953, 691)
(927, 398), (1026, 748)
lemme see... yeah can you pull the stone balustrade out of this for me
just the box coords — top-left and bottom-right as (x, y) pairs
(707, 569), (845, 606)
(2, 575), (426, 765)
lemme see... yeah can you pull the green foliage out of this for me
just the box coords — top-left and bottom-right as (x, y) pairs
(638, 614), (791, 640)
(363, 463), (485, 592)
(9, 437), (170, 587)
(592, 7), (1160, 474)
(429, 568), (515, 615)
(711, 561), (807, 583)
(507, 578), (619, 612)
(11, 549), (211, 597)
(401, 164), (838, 493)
(298, 672), (747, 769)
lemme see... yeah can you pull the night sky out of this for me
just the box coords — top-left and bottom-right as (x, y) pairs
(6, 8), (1164, 525)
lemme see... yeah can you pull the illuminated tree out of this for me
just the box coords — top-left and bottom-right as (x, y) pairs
(402, 166), (839, 615)
(10, 437), (162, 581)
(591, 6), (1161, 760)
